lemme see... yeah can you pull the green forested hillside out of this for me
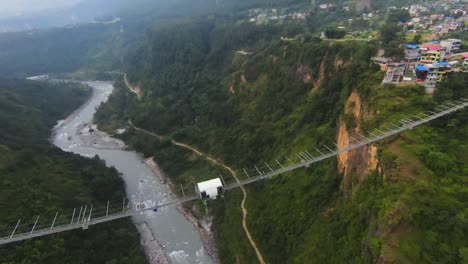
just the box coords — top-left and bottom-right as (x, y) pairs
(0, 79), (146, 263)
(0, 0), (308, 79)
(0, 0), (413, 79)
(96, 15), (468, 263)
(0, 23), (124, 78)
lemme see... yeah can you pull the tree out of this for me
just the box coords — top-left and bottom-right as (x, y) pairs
(325, 26), (346, 39)
(424, 151), (456, 176)
(381, 23), (401, 43)
(413, 34), (422, 44)
(459, 248), (468, 263)
(387, 9), (410, 23)
(381, 23), (404, 59)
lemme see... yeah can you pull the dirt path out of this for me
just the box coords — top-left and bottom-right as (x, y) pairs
(127, 120), (266, 264)
(124, 74), (142, 100)
(129, 120), (163, 140)
(169, 143), (265, 264)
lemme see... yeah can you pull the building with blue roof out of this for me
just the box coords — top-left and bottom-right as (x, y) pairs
(415, 65), (428, 71)
(405, 44), (421, 61)
(436, 62), (450, 67)
(415, 64), (429, 81)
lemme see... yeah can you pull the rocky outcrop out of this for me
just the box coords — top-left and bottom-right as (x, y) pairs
(240, 74), (247, 84)
(334, 55), (345, 71)
(337, 121), (350, 173)
(229, 84), (235, 94)
(313, 50), (328, 90)
(136, 223), (170, 264)
(178, 205), (219, 264)
(337, 91), (379, 195)
(297, 64), (313, 84)
(367, 145), (379, 172)
(145, 157), (168, 184)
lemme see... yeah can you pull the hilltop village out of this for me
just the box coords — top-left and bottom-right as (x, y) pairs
(371, 2), (467, 92)
(375, 38), (466, 92)
(245, 0), (467, 93)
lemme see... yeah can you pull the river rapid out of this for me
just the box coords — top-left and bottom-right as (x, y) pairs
(52, 81), (213, 264)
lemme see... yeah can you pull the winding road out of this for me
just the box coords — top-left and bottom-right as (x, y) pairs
(124, 74), (142, 100)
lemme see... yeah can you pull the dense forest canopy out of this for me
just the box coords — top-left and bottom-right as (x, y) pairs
(0, 0), (416, 78)
(96, 10), (468, 262)
(0, 79), (145, 263)
(0, 24), (124, 77)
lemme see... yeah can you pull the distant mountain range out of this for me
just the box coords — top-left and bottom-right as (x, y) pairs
(0, 0), (309, 33)
(0, 0), (127, 32)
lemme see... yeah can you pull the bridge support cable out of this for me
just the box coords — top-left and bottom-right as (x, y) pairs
(285, 156), (295, 165)
(254, 164), (263, 175)
(50, 212), (59, 230)
(295, 153), (305, 162)
(31, 216), (40, 234)
(70, 209), (76, 224)
(243, 168), (251, 178)
(299, 152), (311, 162)
(1, 98), (467, 245)
(275, 159), (285, 169)
(9, 220), (21, 239)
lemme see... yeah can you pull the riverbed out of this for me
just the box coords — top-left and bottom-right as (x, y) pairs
(52, 81), (213, 264)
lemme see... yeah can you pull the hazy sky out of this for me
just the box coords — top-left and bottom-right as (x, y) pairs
(0, 0), (81, 16)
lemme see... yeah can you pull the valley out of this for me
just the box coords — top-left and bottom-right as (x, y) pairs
(0, 0), (467, 263)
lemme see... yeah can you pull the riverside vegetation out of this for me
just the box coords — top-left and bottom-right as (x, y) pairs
(0, 79), (146, 263)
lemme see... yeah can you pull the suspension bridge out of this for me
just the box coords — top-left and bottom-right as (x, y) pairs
(1, 98), (467, 246)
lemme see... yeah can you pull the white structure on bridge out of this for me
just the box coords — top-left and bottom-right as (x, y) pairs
(197, 178), (224, 200)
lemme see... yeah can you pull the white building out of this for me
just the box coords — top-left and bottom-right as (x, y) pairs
(383, 63), (406, 83)
(440, 39), (461, 54)
(424, 64), (439, 92)
(196, 178), (224, 200)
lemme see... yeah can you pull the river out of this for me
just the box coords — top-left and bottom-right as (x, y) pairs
(52, 81), (213, 264)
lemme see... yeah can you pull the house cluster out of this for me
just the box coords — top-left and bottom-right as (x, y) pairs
(247, 9), (309, 24)
(407, 1), (465, 18)
(408, 39), (463, 91)
(319, 3), (335, 10)
(404, 3), (467, 40)
(406, 14), (465, 40)
(375, 38), (465, 92)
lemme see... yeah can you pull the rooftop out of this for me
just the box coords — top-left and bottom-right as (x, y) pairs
(421, 43), (441, 51)
(406, 44), (419, 49)
(436, 61), (451, 67)
(416, 65), (429, 71)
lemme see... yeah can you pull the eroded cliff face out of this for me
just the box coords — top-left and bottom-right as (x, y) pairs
(337, 91), (379, 195)
(337, 121), (350, 173)
(312, 50), (328, 90)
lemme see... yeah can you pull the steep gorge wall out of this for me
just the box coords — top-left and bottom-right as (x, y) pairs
(337, 90), (379, 195)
